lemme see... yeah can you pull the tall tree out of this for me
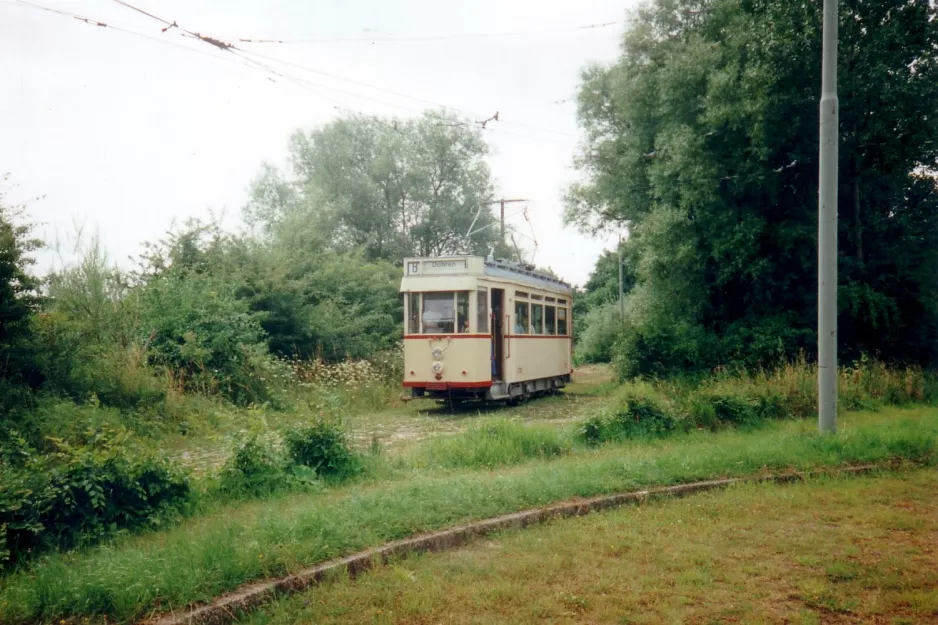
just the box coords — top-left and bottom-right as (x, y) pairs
(247, 110), (499, 264)
(567, 0), (938, 375)
(0, 180), (42, 399)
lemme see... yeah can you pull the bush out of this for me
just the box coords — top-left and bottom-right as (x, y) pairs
(0, 427), (190, 567)
(416, 420), (571, 469)
(219, 434), (292, 497)
(580, 389), (680, 444)
(582, 356), (938, 446)
(574, 303), (622, 364)
(139, 271), (273, 405)
(613, 317), (717, 380)
(284, 421), (360, 480)
(703, 393), (760, 427)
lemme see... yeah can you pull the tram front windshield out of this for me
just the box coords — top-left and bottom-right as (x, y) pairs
(417, 291), (471, 334)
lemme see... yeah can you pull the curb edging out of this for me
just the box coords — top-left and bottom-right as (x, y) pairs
(144, 464), (878, 625)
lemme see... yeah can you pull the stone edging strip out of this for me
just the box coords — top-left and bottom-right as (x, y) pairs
(143, 464), (879, 625)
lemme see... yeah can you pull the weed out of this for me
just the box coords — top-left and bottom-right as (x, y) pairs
(1, 407), (935, 624)
(414, 420), (571, 469)
(219, 434), (291, 498)
(0, 426), (190, 568)
(284, 421), (360, 480)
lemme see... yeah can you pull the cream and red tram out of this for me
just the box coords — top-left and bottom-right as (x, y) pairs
(400, 256), (573, 401)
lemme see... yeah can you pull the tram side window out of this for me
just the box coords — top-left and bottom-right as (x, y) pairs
(422, 292), (455, 334)
(514, 301), (530, 334)
(456, 291), (470, 334)
(545, 305), (556, 335)
(407, 293), (420, 334)
(476, 289), (488, 334)
(531, 303), (544, 335)
(557, 308), (568, 335)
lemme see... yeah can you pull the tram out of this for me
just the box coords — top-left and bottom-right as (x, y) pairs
(400, 255), (573, 402)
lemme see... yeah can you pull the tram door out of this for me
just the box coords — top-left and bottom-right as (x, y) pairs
(491, 288), (505, 381)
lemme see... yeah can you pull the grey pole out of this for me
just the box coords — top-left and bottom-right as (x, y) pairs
(818, 0), (839, 433)
(618, 235), (625, 320)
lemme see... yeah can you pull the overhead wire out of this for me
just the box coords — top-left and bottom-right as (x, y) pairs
(232, 47), (578, 138)
(5, 0), (277, 75)
(106, 0), (579, 139)
(6, 0), (581, 145)
(237, 20), (624, 44)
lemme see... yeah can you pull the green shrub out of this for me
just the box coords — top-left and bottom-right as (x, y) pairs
(0, 427), (190, 567)
(574, 303), (622, 364)
(416, 420), (571, 469)
(579, 414), (608, 445)
(219, 434), (291, 497)
(705, 393), (760, 427)
(139, 271), (273, 405)
(284, 421), (360, 480)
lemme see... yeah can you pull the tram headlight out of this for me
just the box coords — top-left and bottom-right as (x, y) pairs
(432, 361), (444, 374)
(431, 348), (444, 361)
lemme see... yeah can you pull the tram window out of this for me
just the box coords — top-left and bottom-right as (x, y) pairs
(407, 293), (420, 334)
(557, 308), (568, 335)
(515, 291), (529, 299)
(545, 305), (556, 335)
(531, 304), (544, 334)
(476, 289), (488, 334)
(531, 294), (543, 301)
(514, 301), (530, 334)
(545, 296), (556, 303)
(557, 298), (567, 305)
(456, 291), (470, 334)
(422, 292), (455, 334)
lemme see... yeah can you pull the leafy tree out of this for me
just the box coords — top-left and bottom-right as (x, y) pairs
(567, 0), (938, 375)
(0, 180), (42, 402)
(573, 245), (636, 363)
(248, 110), (500, 264)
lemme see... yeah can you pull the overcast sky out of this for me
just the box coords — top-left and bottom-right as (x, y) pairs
(1, 0), (635, 286)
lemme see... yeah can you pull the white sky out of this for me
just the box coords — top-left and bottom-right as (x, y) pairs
(1, 0), (632, 287)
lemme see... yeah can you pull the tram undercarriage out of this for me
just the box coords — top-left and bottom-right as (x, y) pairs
(405, 373), (571, 404)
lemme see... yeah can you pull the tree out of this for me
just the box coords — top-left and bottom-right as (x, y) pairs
(567, 0), (938, 375)
(247, 110), (499, 264)
(0, 179), (42, 395)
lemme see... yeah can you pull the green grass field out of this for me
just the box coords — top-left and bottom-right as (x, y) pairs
(1, 404), (936, 624)
(246, 468), (938, 625)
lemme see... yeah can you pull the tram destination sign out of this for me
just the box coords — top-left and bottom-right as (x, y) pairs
(408, 259), (468, 275)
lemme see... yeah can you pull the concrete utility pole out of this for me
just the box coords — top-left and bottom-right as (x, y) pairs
(818, 0), (839, 434)
(618, 235), (625, 320)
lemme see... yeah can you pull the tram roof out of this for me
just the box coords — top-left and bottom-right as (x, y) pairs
(401, 256), (573, 294)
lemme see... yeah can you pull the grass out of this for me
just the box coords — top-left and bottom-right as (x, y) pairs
(1, 406), (936, 624)
(410, 419), (572, 469)
(245, 468), (938, 625)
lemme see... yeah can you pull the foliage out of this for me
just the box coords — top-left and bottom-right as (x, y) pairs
(0, 426), (190, 567)
(414, 420), (571, 469)
(572, 247), (635, 364)
(139, 268), (273, 404)
(580, 386), (679, 443)
(0, 180), (43, 409)
(284, 420), (361, 479)
(574, 302), (623, 364)
(567, 0), (938, 374)
(583, 356), (937, 444)
(219, 433), (293, 498)
(2, 407), (936, 623)
(247, 110), (498, 265)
